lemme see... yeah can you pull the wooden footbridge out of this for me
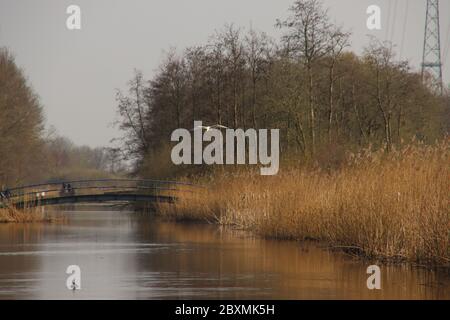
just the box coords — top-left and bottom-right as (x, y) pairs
(0, 179), (199, 208)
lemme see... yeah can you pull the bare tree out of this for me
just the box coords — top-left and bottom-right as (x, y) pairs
(363, 39), (411, 151)
(185, 46), (207, 123)
(277, 0), (333, 155)
(205, 40), (226, 125)
(244, 28), (273, 128)
(219, 24), (245, 128)
(324, 26), (350, 143)
(114, 70), (151, 162)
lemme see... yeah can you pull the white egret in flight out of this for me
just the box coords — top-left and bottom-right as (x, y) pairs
(190, 124), (229, 132)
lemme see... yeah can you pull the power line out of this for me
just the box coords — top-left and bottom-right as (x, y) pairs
(444, 19), (450, 65)
(400, 0), (409, 59)
(385, 0), (393, 41)
(389, 0), (399, 43)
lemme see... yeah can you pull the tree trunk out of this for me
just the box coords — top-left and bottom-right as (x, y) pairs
(327, 63), (334, 144)
(307, 64), (315, 156)
(252, 77), (257, 128)
(233, 75), (238, 128)
(216, 77), (222, 125)
(397, 105), (402, 142)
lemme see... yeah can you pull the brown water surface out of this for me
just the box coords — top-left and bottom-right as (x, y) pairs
(0, 209), (448, 299)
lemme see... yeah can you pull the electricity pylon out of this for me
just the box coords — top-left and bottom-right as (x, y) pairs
(422, 0), (443, 95)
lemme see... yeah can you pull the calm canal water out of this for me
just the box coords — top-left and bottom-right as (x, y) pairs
(0, 209), (448, 299)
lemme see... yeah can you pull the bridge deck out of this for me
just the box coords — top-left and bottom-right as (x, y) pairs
(1, 179), (197, 208)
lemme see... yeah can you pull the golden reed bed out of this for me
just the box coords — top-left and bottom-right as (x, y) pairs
(158, 140), (450, 267)
(0, 207), (48, 223)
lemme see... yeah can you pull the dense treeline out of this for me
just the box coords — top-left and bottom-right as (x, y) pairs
(0, 48), (122, 188)
(0, 48), (45, 185)
(44, 135), (125, 181)
(115, 0), (449, 177)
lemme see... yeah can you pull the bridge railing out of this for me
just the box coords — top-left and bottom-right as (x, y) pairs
(2, 179), (202, 206)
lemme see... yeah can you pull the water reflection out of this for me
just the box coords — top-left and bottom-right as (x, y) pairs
(0, 209), (448, 299)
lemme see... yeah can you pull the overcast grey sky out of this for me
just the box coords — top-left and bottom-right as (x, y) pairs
(0, 0), (449, 147)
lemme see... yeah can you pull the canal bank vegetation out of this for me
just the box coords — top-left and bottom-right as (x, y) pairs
(0, 206), (53, 223)
(158, 140), (449, 267)
(0, 48), (45, 186)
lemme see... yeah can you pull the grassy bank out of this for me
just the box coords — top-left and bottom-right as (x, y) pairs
(157, 141), (449, 267)
(0, 206), (56, 223)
